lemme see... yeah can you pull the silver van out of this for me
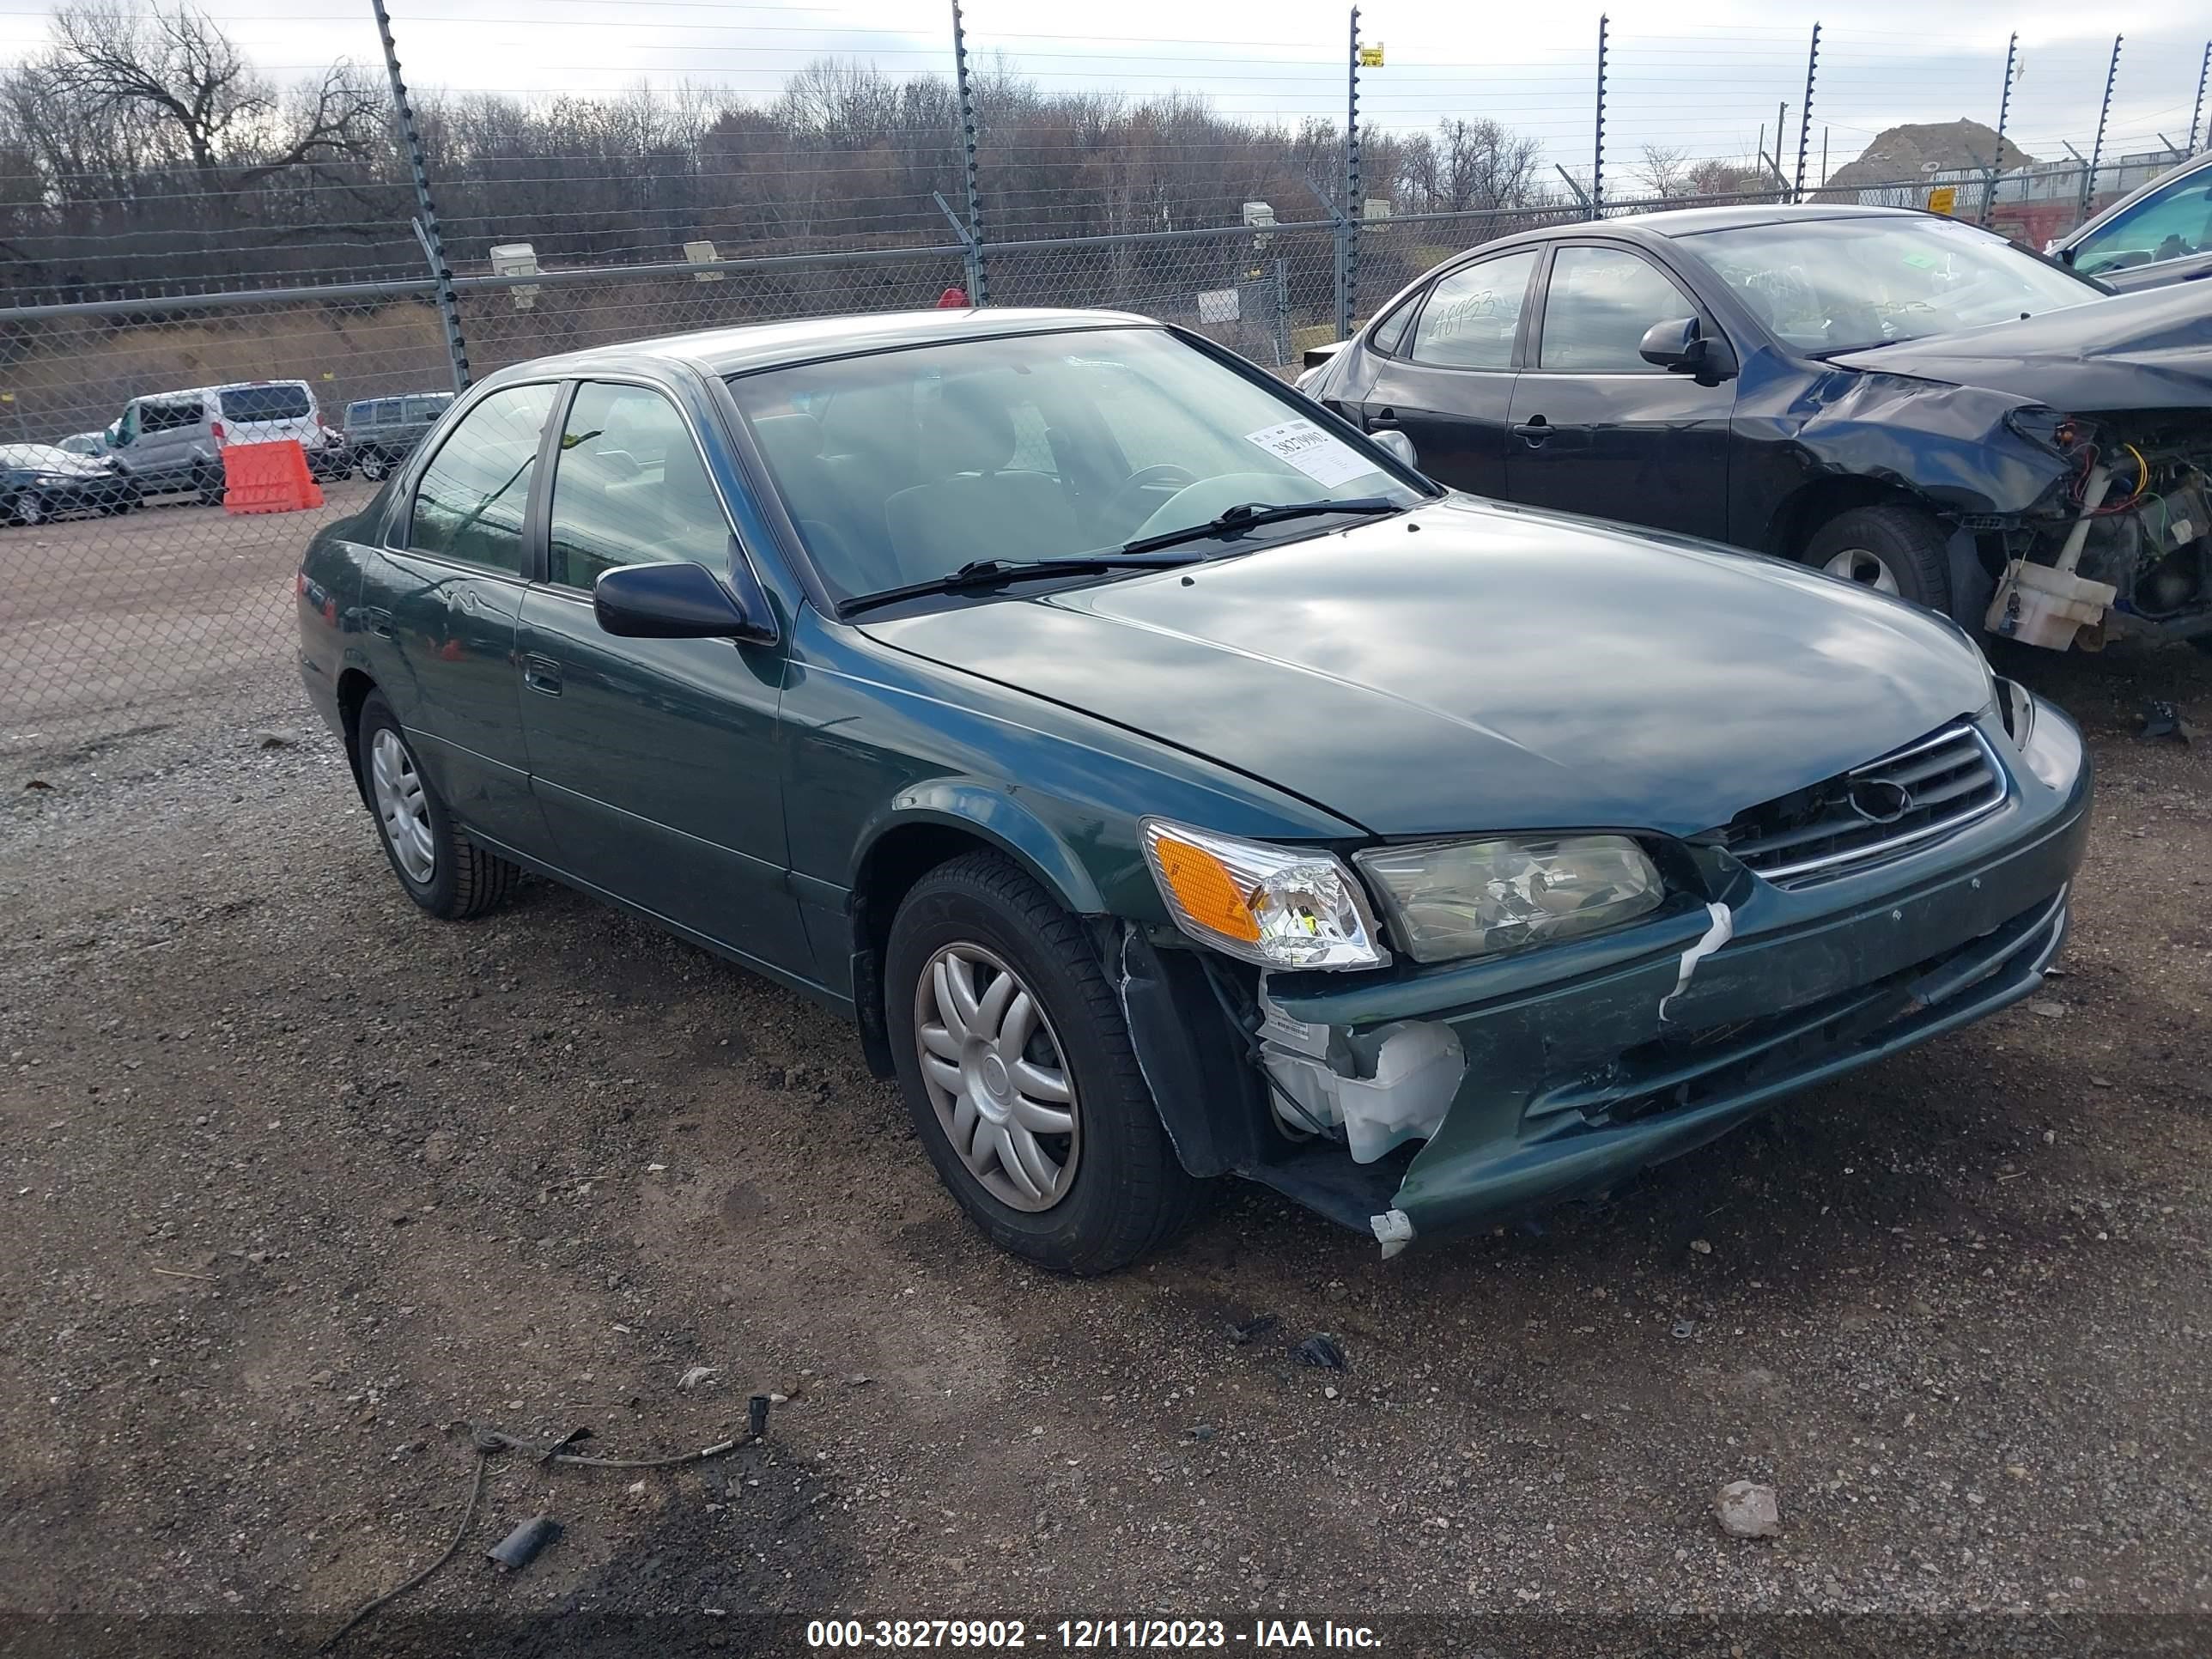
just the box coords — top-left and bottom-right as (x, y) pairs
(103, 380), (340, 502)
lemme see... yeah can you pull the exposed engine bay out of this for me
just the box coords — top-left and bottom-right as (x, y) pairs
(1984, 412), (2212, 650)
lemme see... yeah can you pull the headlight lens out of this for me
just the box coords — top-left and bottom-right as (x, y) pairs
(1355, 835), (1665, 964)
(1140, 820), (1389, 971)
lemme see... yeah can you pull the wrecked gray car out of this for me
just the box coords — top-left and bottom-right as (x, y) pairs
(1302, 204), (2212, 653)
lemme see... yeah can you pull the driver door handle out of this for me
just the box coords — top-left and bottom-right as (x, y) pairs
(1511, 416), (1551, 447)
(1365, 406), (1402, 432)
(523, 653), (562, 696)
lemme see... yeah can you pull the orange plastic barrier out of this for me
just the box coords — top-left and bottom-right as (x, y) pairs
(221, 440), (325, 514)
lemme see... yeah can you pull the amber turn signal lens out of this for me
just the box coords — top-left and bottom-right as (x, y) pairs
(1149, 832), (1263, 943)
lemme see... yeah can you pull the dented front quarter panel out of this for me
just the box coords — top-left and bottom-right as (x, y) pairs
(1262, 707), (2093, 1249)
(1729, 348), (2075, 534)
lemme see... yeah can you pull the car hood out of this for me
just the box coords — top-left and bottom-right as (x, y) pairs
(858, 497), (1992, 838)
(1826, 280), (2212, 410)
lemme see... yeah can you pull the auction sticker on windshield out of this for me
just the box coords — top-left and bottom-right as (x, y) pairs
(1244, 418), (1373, 489)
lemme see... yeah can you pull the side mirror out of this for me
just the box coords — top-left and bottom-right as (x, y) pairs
(595, 558), (776, 644)
(2057, 245), (2077, 267)
(1638, 316), (1736, 380)
(1370, 428), (1419, 471)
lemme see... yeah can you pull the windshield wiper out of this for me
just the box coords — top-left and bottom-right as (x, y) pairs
(841, 552), (1203, 617)
(1120, 495), (1400, 556)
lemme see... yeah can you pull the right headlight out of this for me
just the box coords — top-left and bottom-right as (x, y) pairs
(1354, 834), (1665, 965)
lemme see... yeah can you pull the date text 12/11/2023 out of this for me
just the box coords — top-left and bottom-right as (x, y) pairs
(805, 1618), (1385, 1649)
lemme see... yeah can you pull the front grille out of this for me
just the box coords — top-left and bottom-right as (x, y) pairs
(1708, 724), (2007, 886)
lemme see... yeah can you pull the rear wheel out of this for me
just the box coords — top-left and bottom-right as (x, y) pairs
(358, 450), (391, 483)
(193, 463), (224, 506)
(356, 692), (520, 921)
(1803, 503), (1953, 614)
(884, 851), (1208, 1273)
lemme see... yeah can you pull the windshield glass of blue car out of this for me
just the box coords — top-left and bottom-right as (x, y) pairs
(726, 326), (1425, 604)
(1686, 216), (2100, 356)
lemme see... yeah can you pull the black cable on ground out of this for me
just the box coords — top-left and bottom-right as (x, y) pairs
(317, 1407), (767, 1652)
(318, 1448), (488, 1653)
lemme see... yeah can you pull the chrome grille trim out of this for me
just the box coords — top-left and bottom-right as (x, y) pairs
(1723, 724), (2008, 886)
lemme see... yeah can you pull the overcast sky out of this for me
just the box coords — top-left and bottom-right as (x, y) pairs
(4, 0), (2209, 184)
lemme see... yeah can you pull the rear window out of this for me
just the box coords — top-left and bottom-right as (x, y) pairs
(404, 395), (452, 421)
(220, 385), (312, 422)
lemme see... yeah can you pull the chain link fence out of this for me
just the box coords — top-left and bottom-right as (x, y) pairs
(0, 163), (2135, 732)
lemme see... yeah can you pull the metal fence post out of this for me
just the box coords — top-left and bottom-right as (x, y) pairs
(2192, 41), (2210, 151)
(950, 0), (989, 303)
(369, 0), (469, 392)
(2084, 33), (2123, 221)
(1793, 23), (1820, 201)
(1336, 6), (1362, 340)
(1983, 33), (2018, 226)
(1274, 257), (1291, 368)
(1590, 14), (1607, 219)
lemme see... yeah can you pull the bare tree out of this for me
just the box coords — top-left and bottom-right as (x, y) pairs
(1637, 143), (1693, 200)
(48, 0), (377, 191)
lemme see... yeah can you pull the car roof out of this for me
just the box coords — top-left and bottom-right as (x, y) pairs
(1501, 203), (1937, 246)
(501, 306), (1159, 380)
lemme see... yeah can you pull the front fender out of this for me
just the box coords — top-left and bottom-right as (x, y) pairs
(852, 778), (1108, 915)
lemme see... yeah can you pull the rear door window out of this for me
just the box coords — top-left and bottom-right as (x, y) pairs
(404, 396), (449, 422)
(219, 385), (312, 422)
(1408, 250), (1540, 369)
(405, 381), (559, 574)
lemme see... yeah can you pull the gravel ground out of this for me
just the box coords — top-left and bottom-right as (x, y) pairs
(1, 634), (2208, 1656)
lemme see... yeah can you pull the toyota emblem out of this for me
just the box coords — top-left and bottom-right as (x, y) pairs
(1847, 776), (1913, 824)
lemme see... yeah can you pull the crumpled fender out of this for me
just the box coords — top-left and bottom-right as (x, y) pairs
(1738, 362), (2073, 520)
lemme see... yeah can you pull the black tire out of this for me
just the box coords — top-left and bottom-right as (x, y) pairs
(358, 451), (390, 483)
(884, 851), (1209, 1273)
(356, 692), (520, 921)
(2191, 635), (2212, 657)
(9, 492), (45, 527)
(1803, 502), (1954, 614)
(193, 464), (224, 507)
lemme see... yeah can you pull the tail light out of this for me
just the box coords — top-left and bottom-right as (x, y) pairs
(210, 420), (226, 444)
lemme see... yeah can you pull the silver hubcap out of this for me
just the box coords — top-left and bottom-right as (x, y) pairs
(368, 727), (435, 884)
(914, 944), (1079, 1212)
(1822, 547), (1900, 595)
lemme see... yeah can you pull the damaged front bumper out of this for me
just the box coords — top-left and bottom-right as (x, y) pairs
(1231, 708), (2093, 1255)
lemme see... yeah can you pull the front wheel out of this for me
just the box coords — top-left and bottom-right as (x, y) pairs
(1802, 502), (1954, 614)
(356, 692), (520, 920)
(884, 851), (1208, 1273)
(9, 492), (46, 526)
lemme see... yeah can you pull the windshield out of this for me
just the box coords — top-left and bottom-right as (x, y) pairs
(726, 326), (1421, 602)
(1685, 216), (2100, 354)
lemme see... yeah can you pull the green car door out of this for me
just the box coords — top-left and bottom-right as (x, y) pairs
(363, 380), (561, 852)
(514, 376), (809, 975)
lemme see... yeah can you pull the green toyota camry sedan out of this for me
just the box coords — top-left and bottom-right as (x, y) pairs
(297, 307), (2091, 1271)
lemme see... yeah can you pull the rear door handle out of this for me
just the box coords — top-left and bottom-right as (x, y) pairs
(1365, 405), (1403, 432)
(1510, 416), (1551, 447)
(523, 653), (562, 696)
(362, 606), (394, 639)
